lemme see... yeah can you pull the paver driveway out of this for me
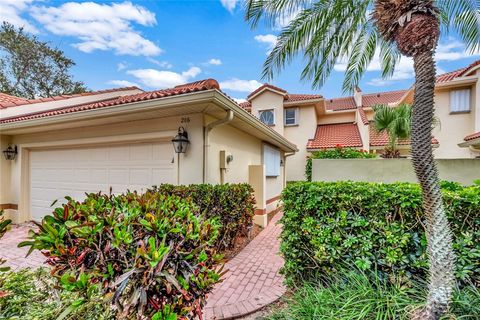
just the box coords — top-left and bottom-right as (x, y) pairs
(0, 223), (45, 270)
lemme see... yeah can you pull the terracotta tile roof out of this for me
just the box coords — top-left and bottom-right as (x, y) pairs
(1, 79), (219, 124)
(436, 59), (480, 83)
(307, 123), (363, 149)
(285, 93), (323, 103)
(247, 83), (287, 99)
(239, 101), (252, 111)
(0, 86), (142, 109)
(369, 125), (438, 147)
(362, 90), (407, 107)
(325, 96), (356, 111)
(464, 131), (480, 141)
(358, 107), (369, 125)
(0, 93), (28, 107)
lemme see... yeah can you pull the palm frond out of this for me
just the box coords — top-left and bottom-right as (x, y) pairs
(438, 0), (480, 53)
(245, 0), (312, 29)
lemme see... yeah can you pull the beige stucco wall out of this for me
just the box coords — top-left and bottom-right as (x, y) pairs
(433, 85), (477, 158)
(206, 115), (262, 184)
(0, 135), (11, 204)
(356, 110), (370, 152)
(249, 90), (285, 136)
(284, 106), (317, 181)
(6, 113), (204, 222)
(317, 111), (356, 125)
(312, 158), (480, 185)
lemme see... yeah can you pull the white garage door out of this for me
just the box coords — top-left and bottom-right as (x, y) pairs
(30, 141), (175, 221)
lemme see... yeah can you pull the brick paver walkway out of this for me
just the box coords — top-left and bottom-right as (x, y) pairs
(203, 212), (286, 320)
(0, 224), (45, 270)
(0, 214), (286, 319)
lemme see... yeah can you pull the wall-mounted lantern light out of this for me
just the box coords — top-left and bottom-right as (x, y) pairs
(3, 144), (17, 160)
(172, 127), (190, 154)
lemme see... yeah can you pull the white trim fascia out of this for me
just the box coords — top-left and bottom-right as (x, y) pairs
(283, 98), (323, 106)
(458, 138), (480, 148)
(0, 90), (217, 131)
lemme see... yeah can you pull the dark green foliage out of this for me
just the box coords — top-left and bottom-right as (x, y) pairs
(0, 22), (87, 99)
(280, 181), (480, 287)
(264, 270), (480, 320)
(150, 184), (255, 251)
(0, 210), (12, 272)
(305, 146), (375, 181)
(19, 191), (222, 319)
(0, 268), (114, 320)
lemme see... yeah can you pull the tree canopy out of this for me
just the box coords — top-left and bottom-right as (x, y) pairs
(0, 22), (87, 99)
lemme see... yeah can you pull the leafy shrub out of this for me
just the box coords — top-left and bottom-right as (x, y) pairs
(281, 181), (480, 287)
(0, 268), (113, 320)
(264, 270), (480, 320)
(305, 146), (375, 181)
(0, 210), (12, 272)
(20, 191), (222, 319)
(151, 183), (255, 251)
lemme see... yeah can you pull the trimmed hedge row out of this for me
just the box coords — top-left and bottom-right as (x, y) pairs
(151, 184), (255, 251)
(281, 181), (480, 287)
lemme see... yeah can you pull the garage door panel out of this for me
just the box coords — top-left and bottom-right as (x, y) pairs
(30, 141), (174, 221)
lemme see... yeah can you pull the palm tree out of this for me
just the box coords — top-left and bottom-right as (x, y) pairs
(373, 103), (412, 157)
(245, 1), (479, 319)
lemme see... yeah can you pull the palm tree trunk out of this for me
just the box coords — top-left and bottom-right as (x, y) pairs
(411, 50), (455, 319)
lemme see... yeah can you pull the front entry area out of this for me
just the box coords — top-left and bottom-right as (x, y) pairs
(29, 141), (175, 221)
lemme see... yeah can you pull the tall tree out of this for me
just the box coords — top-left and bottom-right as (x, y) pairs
(246, 1), (479, 319)
(0, 22), (87, 99)
(373, 103), (412, 157)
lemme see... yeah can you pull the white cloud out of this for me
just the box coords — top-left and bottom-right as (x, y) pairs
(0, 0), (37, 33)
(220, 79), (262, 92)
(147, 58), (173, 69)
(220, 0), (240, 13)
(254, 34), (277, 54)
(233, 98), (247, 104)
(108, 79), (139, 87)
(127, 67), (201, 88)
(30, 1), (162, 56)
(208, 58), (222, 66)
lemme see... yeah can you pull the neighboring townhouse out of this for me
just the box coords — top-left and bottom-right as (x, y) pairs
(240, 60), (480, 181)
(0, 79), (297, 227)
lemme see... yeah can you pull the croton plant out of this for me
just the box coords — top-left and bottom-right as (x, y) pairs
(20, 191), (224, 320)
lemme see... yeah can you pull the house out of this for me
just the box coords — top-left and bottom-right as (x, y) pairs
(0, 79), (297, 227)
(240, 60), (480, 181)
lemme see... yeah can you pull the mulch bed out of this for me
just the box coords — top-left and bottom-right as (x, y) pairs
(222, 224), (263, 261)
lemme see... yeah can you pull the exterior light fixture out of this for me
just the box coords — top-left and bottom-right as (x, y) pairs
(3, 144), (17, 160)
(172, 127), (190, 154)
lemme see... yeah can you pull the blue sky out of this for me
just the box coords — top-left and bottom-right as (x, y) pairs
(1, 0), (479, 101)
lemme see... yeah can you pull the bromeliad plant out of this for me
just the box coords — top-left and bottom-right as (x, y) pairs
(19, 191), (223, 320)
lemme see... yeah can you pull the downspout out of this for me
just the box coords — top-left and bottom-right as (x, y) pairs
(203, 110), (234, 183)
(283, 151), (295, 187)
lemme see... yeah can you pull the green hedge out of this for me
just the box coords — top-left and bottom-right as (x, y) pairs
(151, 184), (255, 251)
(281, 181), (480, 287)
(20, 192), (222, 319)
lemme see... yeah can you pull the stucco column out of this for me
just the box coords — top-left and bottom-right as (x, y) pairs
(248, 165), (267, 227)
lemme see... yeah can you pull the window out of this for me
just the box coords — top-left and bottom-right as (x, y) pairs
(450, 89), (471, 113)
(259, 109), (275, 125)
(284, 108), (298, 126)
(263, 144), (280, 177)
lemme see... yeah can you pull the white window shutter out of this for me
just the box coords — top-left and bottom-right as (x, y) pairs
(263, 144), (280, 177)
(450, 89), (470, 112)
